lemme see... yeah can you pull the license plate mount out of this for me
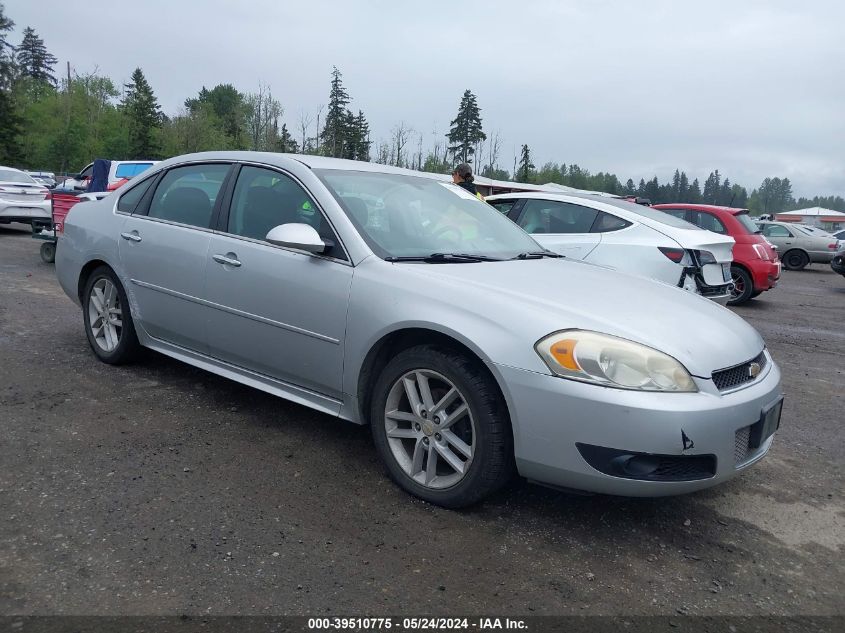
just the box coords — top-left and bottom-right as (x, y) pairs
(749, 397), (783, 449)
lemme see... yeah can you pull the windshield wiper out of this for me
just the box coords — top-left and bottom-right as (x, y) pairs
(384, 253), (502, 263)
(511, 251), (564, 260)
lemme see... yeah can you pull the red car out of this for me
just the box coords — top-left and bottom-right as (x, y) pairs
(653, 204), (780, 305)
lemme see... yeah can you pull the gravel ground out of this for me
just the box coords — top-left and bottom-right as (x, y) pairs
(1, 223), (842, 617)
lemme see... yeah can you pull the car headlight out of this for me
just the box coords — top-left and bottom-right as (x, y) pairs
(535, 330), (698, 392)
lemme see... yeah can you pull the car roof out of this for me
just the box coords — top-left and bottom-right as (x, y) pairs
(653, 203), (749, 216)
(0, 165), (25, 173)
(146, 152), (455, 184)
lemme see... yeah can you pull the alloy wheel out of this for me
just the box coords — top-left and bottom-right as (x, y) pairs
(383, 369), (476, 489)
(87, 278), (123, 352)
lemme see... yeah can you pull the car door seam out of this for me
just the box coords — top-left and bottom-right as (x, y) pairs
(129, 278), (340, 344)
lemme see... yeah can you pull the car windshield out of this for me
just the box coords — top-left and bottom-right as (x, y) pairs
(735, 212), (761, 234)
(315, 170), (542, 259)
(0, 169), (37, 184)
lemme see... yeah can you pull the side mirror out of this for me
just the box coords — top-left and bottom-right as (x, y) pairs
(265, 223), (327, 254)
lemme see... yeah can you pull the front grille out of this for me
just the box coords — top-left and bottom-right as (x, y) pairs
(648, 456), (717, 481)
(712, 351), (767, 392)
(734, 425), (751, 464)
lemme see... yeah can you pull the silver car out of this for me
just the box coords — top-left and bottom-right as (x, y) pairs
(56, 153), (783, 507)
(757, 221), (838, 270)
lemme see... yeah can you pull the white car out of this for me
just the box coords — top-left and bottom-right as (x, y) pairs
(488, 192), (735, 301)
(0, 166), (52, 226)
(59, 160), (158, 190)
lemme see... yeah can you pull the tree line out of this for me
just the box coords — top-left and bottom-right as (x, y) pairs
(1, 3), (842, 216)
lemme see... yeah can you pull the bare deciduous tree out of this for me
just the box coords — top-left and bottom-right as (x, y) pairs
(390, 121), (413, 167)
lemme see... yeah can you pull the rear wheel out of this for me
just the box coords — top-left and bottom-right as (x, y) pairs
(370, 346), (513, 508)
(727, 266), (754, 306)
(782, 249), (809, 271)
(82, 266), (141, 364)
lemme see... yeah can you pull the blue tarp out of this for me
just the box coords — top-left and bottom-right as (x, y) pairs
(87, 159), (111, 193)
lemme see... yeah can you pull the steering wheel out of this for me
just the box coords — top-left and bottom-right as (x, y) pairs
(431, 224), (463, 243)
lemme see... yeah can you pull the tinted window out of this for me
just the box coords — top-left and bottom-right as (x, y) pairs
(489, 200), (516, 215)
(117, 177), (155, 214)
(691, 211), (727, 234)
(227, 165), (339, 247)
(591, 211), (631, 233)
(79, 164), (94, 178)
(147, 164), (229, 228)
(518, 199), (598, 234)
(763, 224), (792, 237)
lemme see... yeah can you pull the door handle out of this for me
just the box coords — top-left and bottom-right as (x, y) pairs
(212, 253), (242, 267)
(120, 231), (142, 242)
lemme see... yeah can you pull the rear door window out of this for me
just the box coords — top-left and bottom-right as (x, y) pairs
(517, 199), (598, 234)
(117, 177), (155, 213)
(591, 211), (631, 233)
(146, 164), (230, 228)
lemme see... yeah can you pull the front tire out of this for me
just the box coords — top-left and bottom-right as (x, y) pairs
(82, 266), (141, 364)
(727, 266), (754, 306)
(370, 346), (514, 508)
(782, 249), (809, 271)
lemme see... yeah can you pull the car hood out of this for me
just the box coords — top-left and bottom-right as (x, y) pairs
(394, 258), (764, 377)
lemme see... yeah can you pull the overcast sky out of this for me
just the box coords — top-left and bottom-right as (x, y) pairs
(7, 0), (844, 197)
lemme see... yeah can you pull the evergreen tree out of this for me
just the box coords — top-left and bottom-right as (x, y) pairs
(670, 169), (681, 201)
(624, 178), (636, 196)
(353, 110), (371, 161)
(122, 67), (162, 159)
(687, 178), (702, 203)
(702, 170), (721, 204)
(320, 66), (350, 158)
(277, 123), (298, 153)
(516, 144), (534, 182)
(636, 178), (646, 197)
(446, 89), (486, 164)
(16, 26), (57, 85)
(0, 2), (15, 90)
(678, 171), (689, 200)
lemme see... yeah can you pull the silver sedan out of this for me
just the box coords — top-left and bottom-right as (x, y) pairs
(56, 153), (783, 507)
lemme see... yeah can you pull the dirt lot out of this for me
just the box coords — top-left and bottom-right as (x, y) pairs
(1, 223), (843, 617)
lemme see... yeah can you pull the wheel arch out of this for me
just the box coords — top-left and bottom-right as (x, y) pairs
(781, 247), (810, 260)
(77, 259), (111, 303)
(355, 326), (513, 431)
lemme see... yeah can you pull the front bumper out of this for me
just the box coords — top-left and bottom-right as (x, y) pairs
(492, 353), (782, 496)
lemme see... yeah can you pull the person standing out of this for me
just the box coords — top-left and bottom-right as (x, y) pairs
(452, 163), (484, 200)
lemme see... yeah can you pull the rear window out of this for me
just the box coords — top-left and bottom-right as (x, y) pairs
(0, 169), (37, 184)
(735, 213), (761, 234)
(579, 196), (702, 230)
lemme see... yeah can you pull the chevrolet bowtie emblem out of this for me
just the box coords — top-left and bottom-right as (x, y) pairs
(748, 362), (761, 378)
